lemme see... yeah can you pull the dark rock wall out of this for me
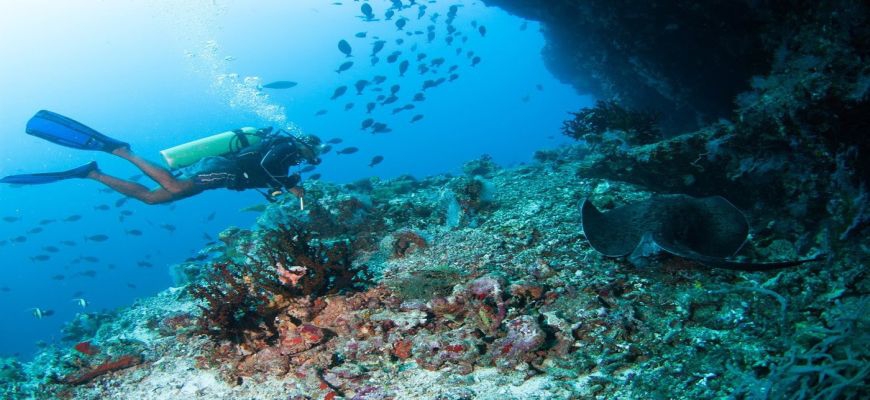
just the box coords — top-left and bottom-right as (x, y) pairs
(486, 0), (870, 242)
(481, 0), (771, 134)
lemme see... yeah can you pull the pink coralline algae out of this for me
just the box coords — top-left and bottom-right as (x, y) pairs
(491, 315), (546, 369)
(464, 276), (507, 336)
(412, 331), (480, 374)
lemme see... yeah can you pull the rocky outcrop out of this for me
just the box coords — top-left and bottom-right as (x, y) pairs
(481, 0), (776, 134)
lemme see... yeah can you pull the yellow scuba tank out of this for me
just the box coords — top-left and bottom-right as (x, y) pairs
(160, 127), (263, 169)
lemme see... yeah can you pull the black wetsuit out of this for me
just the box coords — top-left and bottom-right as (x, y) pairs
(179, 136), (304, 191)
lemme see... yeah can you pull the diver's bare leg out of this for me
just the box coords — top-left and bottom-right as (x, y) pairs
(110, 147), (188, 193)
(87, 170), (200, 205)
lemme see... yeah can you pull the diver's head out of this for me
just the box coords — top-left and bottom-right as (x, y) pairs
(296, 134), (323, 165)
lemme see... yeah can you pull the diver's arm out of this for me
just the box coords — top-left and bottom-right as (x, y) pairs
(281, 173), (301, 188)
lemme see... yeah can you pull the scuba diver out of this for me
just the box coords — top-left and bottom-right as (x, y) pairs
(0, 110), (323, 204)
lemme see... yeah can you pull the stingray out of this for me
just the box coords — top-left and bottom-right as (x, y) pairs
(580, 194), (823, 271)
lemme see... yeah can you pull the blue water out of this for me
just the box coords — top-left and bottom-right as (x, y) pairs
(0, 0), (590, 359)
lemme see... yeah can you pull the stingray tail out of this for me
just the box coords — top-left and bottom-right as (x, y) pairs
(695, 254), (827, 271)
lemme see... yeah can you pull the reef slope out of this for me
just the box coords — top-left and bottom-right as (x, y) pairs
(4, 146), (866, 398)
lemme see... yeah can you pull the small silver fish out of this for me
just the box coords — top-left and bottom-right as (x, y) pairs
(31, 308), (54, 319)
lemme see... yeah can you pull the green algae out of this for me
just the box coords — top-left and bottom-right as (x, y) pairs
(385, 264), (466, 301)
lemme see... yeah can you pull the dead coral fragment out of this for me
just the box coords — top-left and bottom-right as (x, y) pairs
(62, 354), (142, 385)
(465, 276), (508, 336)
(277, 321), (329, 355)
(412, 331), (480, 374)
(492, 316), (546, 370)
(236, 347), (289, 377)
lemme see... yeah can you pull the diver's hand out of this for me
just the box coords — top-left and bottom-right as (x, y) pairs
(289, 187), (305, 199)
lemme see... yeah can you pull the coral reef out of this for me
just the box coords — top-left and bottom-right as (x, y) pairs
(0, 357), (26, 395)
(461, 154), (500, 177)
(6, 1), (868, 399)
(9, 146), (866, 398)
(60, 311), (117, 343)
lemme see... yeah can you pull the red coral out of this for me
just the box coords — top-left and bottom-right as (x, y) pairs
(509, 282), (545, 301)
(391, 230), (427, 258)
(260, 223), (366, 296)
(62, 355), (142, 385)
(73, 341), (100, 356)
(392, 339), (413, 359)
(278, 321), (329, 355)
(445, 344), (466, 353)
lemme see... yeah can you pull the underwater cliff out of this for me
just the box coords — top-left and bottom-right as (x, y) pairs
(2, 0), (868, 399)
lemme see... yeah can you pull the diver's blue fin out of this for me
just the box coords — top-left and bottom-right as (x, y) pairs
(0, 162), (98, 185)
(26, 110), (128, 153)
